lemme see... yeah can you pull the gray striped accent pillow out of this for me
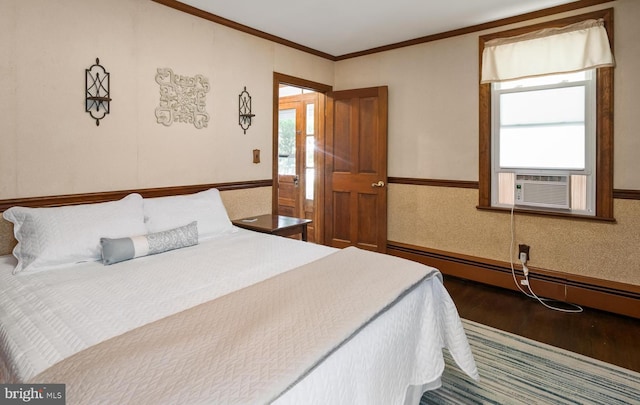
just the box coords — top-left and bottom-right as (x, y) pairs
(100, 221), (198, 265)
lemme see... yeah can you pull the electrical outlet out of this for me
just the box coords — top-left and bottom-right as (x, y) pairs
(518, 244), (530, 262)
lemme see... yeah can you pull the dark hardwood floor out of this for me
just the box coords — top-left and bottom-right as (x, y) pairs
(443, 276), (640, 373)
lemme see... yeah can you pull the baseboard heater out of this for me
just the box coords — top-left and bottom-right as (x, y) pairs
(387, 241), (640, 319)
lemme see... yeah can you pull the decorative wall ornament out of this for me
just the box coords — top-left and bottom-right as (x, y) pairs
(238, 86), (255, 134)
(155, 68), (210, 129)
(85, 58), (111, 126)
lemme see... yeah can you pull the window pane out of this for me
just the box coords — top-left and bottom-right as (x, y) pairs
(306, 136), (314, 168)
(497, 71), (587, 90)
(278, 156), (295, 175)
(498, 172), (515, 205)
(500, 86), (585, 125)
(500, 124), (585, 169)
(279, 86), (303, 97)
(306, 103), (315, 135)
(571, 174), (587, 211)
(306, 168), (314, 200)
(278, 109), (296, 175)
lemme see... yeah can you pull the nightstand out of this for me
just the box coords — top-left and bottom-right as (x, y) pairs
(232, 214), (312, 241)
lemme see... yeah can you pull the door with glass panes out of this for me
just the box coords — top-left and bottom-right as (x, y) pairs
(277, 92), (318, 242)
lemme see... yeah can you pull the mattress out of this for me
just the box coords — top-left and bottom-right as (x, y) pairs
(0, 227), (478, 404)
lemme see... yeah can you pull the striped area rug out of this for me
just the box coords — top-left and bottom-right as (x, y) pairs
(421, 319), (640, 405)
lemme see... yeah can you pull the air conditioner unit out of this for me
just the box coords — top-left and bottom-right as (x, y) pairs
(514, 173), (570, 209)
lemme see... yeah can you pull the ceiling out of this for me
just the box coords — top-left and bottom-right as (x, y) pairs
(176, 0), (580, 57)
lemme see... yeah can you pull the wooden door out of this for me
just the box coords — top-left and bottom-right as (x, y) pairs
(277, 94), (319, 243)
(325, 86), (388, 252)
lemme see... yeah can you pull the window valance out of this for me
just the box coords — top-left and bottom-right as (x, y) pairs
(481, 19), (614, 84)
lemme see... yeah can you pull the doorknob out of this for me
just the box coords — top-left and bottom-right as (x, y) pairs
(371, 181), (385, 188)
(294, 175), (299, 187)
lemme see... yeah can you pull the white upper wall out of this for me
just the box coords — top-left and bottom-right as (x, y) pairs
(335, 0), (640, 189)
(1, 0), (639, 200)
(612, 0), (640, 189)
(0, 0), (334, 199)
(335, 35), (479, 182)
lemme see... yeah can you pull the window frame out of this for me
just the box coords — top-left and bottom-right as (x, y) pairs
(477, 9), (614, 221)
(491, 70), (596, 214)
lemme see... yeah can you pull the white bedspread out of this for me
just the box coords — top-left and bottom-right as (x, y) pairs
(0, 228), (477, 404)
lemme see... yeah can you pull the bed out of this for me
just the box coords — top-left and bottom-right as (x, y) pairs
(0, 188), (478, 404)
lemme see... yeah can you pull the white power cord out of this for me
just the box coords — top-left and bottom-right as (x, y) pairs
(509, 205), (583, 313)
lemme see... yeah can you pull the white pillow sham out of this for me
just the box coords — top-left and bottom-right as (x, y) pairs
(3, 193), (147, 274)
(143, 188), (232, 240)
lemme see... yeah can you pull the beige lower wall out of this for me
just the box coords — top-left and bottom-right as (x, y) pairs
(0, 187), (272, 257)
(220, 187), (272, 221)
(0, 218), (13, 257)
(388, 183), (640, 286)
(3, 180), (637, 288)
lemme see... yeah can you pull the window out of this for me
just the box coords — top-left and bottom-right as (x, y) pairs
(278, 109), (296, 175)
(305, 103), (315, 200)
(478, 9), (615, 220)
(491, 70), (595, 214)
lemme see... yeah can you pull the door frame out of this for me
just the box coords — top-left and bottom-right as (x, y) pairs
(272, 72), (332, 245)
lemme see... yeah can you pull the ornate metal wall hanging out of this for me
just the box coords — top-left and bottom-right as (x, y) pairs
(239, 86), (255, 134)
(85, 58), (111, 126)
(155, 68), (210, 129)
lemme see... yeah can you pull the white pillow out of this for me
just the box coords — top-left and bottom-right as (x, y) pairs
(3, 193), (147, 274)
(143, 188), (232, 240)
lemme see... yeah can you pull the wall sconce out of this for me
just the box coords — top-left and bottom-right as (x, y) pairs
(85, 58), (111, 126)
(239, 86), (255, 134)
